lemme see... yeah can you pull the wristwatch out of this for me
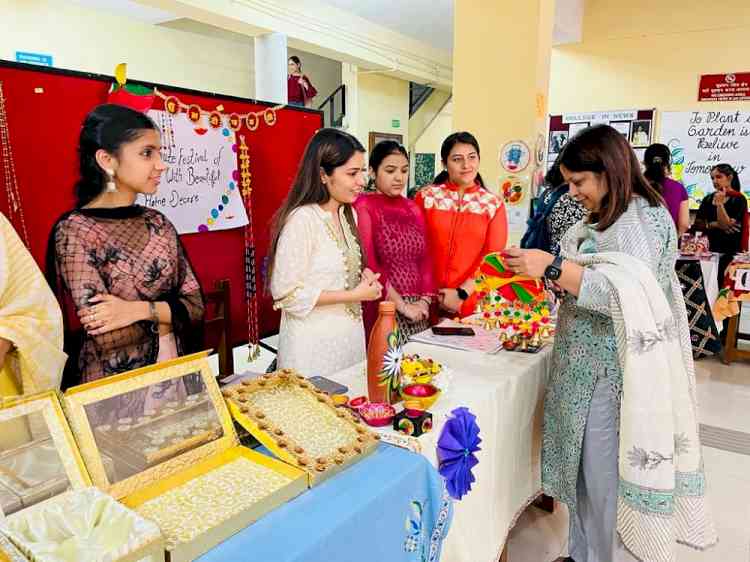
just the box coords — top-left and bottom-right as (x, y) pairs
(544, 255), (564, 281)
(456, 287), (469, 301)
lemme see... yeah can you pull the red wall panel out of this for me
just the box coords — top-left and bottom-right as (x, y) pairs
(0, 61), (322, 342)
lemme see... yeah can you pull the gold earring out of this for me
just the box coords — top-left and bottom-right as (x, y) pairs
(105, 169), (117, 193)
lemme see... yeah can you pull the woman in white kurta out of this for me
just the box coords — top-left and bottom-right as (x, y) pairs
(268, 129), (382, 377)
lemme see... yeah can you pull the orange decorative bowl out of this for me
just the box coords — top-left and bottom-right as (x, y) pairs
(400, 384), (441, 411)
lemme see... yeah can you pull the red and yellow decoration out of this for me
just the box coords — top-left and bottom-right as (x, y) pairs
(500, 176), (525, 206)
(153, 88), (282, 133)
(471, 252), (551, 351)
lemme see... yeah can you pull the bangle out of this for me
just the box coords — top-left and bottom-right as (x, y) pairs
(149, 302), (159, 332)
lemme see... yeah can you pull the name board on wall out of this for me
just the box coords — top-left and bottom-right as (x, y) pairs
(137, 110), (249, 234)
(659, 110), (750, 209)
(548, 109), (656, 170)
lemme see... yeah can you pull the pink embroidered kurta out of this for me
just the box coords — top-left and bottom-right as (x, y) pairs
(354, 192), (435, 342)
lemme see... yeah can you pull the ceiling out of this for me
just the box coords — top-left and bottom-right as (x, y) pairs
(321, 0), (454, 53)
(70, 0), (175, 23)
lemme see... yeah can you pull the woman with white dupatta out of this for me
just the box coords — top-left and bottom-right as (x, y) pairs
(505, 125), (717, 562)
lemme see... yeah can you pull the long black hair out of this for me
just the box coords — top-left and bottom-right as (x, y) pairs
(711, 163), (742, 191)
(643, 143), (671, 190)
(432, 131), (485, 188)
(368, 140), (408, 189)
(267, 128), (365, 286)
(74, 104), (157, 208)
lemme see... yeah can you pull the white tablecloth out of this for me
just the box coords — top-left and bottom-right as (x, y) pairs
(328, 341), (552, 562)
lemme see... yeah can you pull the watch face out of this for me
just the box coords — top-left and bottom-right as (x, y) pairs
(545, 265), (562, 281)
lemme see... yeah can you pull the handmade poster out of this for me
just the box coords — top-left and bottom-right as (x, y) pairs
(499, 140), (530, 173)
(500, 175), (525, 206)
(660, 110), (750, 208)
(137, 109), (249, 234)
(568, 122), (590, 138)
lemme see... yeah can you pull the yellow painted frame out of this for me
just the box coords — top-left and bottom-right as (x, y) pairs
(62, 351), (236, 499)
(0, 390), (91, 492)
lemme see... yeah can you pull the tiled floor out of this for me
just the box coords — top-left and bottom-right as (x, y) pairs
(507, 350), (750, 562)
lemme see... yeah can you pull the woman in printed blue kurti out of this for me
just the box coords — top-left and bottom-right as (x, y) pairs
(505, 125), (715, 562)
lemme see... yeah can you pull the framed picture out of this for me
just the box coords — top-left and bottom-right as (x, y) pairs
(610, 121), (631, 140)
(368, 131), (403, 151)
(568, 122), (590, 138)
(630, 120), (652, 147)
(548, 131), (569, 154)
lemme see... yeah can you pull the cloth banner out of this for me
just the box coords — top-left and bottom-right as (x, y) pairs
(138, 110), (249, 234)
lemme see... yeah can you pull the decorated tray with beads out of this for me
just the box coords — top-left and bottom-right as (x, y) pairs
(223, 369), (380, 486)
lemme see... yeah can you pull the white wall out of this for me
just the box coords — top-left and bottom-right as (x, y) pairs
(414, 101), (453, 179)
(1, 0), (254, 98)
(357, 72), (410, 152)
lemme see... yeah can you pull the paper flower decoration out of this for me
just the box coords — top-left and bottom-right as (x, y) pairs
(378, 329), (403, 397)
(436, 407), (481, 500)
(475, 252), (544, 304)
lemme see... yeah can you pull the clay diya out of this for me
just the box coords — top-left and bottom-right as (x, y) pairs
(348, 396), (368, 412)
(400, 383), (441, 410)
(359, 402), (396, 427)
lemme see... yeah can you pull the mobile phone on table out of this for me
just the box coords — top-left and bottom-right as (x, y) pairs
(431, 326), (475, 337)
(307, 376), (348, 395)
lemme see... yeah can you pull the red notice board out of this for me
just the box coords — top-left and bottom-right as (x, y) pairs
(699, 73), (750, 102)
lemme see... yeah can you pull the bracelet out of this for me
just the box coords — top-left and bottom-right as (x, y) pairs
(149, 302), (159, 333)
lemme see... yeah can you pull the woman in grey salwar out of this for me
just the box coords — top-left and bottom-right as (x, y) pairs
(504, 125), (715, 562)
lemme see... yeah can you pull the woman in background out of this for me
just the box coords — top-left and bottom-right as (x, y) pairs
(416, 132), (507, 317)
(287, 56), (318, 108)
(522, 155), (586, 256)
(693, 163), (749, 282)
(643, 143), (689, 235)
(355, 140), (435, 344)
(47, 104), (204, 385)
(268, 128), (382, 376)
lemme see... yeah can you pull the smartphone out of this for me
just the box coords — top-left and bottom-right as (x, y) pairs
(431, 326), (475, 337)
(307, 376), (349, 395)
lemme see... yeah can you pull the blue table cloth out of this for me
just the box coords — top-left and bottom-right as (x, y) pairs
(198, 444), (452, 562)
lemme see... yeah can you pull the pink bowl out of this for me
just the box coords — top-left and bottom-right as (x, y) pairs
(348, 396), (368, 410)
(401, 383), (438, 398)
(359, 402), (395, 427)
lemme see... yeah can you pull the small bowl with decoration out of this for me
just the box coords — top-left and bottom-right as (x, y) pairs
(400, 383), (441, 411)
(359, 402), (396, 427)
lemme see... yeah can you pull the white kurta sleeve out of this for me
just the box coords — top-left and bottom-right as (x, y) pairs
(270, 208), (323, 318)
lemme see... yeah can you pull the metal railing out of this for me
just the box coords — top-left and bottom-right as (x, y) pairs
(317, 84), (346, 128)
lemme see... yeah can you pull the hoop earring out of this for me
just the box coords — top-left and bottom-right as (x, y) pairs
(105, 169), (117, 193)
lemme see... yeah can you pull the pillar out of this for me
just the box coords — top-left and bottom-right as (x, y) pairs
(453, 0), (555, 241)
(254, 32), (288, 104)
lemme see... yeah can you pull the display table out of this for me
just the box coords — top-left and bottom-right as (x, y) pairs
(328, 341), (552, 562)
(197, 443), (451, 562)
(714, 259), (750, 364)
(676, 254), (721, 358)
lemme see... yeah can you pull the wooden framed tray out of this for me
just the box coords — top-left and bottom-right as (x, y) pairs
(223, 369), (380, 486)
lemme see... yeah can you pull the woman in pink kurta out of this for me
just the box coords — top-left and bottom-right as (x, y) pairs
(355, 141), (435, 344)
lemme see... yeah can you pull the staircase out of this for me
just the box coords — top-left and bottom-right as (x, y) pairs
(317, 85), (346, 128)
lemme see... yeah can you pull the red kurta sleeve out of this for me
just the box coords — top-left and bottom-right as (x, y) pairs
(354, 197), (388, 290)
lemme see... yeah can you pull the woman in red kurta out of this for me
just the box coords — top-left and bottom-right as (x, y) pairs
(287, 56), (318, 108)
(415, 131), (508, 317)
(355, 141), (435, 344)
